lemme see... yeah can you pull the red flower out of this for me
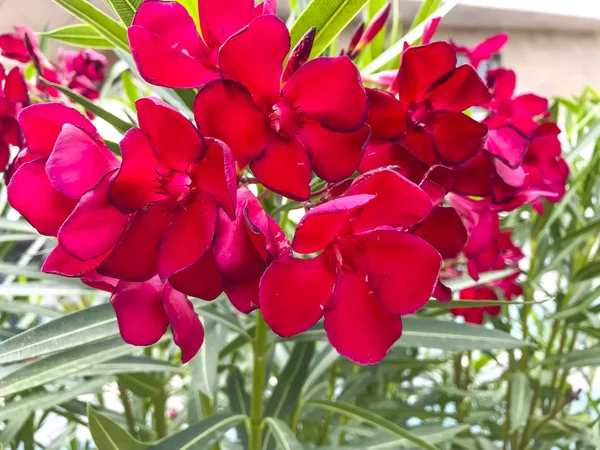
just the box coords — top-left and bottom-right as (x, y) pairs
(260, 168), (443, 364)
(128, 0), (275, 88)
(99, 97), (237, 299)
(213, 187), (290, 313)
(451, 33), (508, 69)
(450, 286), (501, 324)
(0, 65), (28, 171)
(0, 27), (38, 63)
(194, 15), (369, 200)
(361, 42), (490, 177)
(60, 49), (108, 82)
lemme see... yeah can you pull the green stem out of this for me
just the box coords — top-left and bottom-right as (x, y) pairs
(249, 311), (269, 450)
(118, 383), (138, 439)
(23, 414), (34, 450)
(154, 385), (168, 439)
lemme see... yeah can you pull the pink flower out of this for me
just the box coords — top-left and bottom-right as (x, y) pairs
(128, 0), (276, 88)
(360, 42), (490, 176)
(260, 168), (444, 364)
(99, 97), (237, 300)
(213, 187), (290, 313)
(61, 49), (108, 82)
(193, 15), (369, 200)
(0, 27), (38, 63)
(451, 33), (508, 69)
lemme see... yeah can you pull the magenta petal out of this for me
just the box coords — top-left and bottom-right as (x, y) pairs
(249, 137), (312, 201)
(194, 80), (270, 163)
(5, 67), (28, 104)
(58, 171), (131, 261)
(224, 276), (260, 313)
(199, 0), (256, 46)
(486, 125), (528, 169)
(428, 65), (491, 111)
(42, 244), (107, 277)
(292, 194), (375, 254)
(431, 112), (488, 166)
(169, 250), (224, 301)
(111, 276), (169, 346)
(162, 282), (204, 363)
(18, 103), (97, 158)
(363, 229), (441, 315)
(495, 158), (526, 187)
(260, 254), (335, 337)
(219, 15), (289, 106)
(512, 94), (548, 119)
(414, 207), (467, 259)
(110, 128), (164, 213)
(157, 194), (217, 279)
(283, 56), (368, 132)
(324, 271), (403, 365)
(46, 124), (118, 200)
(8, 159), (77, 236)
(136, 97), (206, 171)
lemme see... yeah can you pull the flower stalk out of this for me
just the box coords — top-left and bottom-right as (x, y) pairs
(249, 311), (270, 450)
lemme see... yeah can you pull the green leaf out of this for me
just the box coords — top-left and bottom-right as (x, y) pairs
(0, 283), (103, 297)
(306, 400), (439, 450)
(0, 303), (119, 364)
(542, 345), (600, 369)
(79, 356), (184, 376)
(0, 338), (133, 397)
(0, 218), (37, 233)
(226, 368), (250, 449)
(0, 412), (30, 446)
(121, 71), (141, 108)
(362, 0), (458, 74)
(0, 299), (63, 318)
(104, 0), (143, 26)
(51, 0), (129, 51)
(189, 321), (224, 397)
(509, 373), (533, 432)
(150, 414), (246, 450)
(41, 79), (134, 134)
(88, 404), (149, 450)
(573, 261), (600, 283)
(38, 24), (114, 49)
(289, 0), (369, 58)
(263, 418), (303, 450)
(410, 0), (442, 30)
(174, 0), (200, 29)
(303, 346), (339, 393)
(264, 341), (315, 420)
(443, 269), (518, 291)
(358, 424), (471, 448)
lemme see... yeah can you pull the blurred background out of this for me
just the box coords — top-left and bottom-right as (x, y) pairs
(1, 0), (599, 97)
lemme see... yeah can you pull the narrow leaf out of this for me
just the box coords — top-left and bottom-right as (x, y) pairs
(509, 373), (533, 432)
(226, 368), (250, 448)
(104, 0), (143, 26)
(88, 404), (149, 450)
(38, 24), (114, 49)
(263, 418), (303, 450)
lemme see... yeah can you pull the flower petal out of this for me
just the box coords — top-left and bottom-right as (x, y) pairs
(162, 282), (204, 363)
(292, 194), (375, 254)
(58, 171), (131, 261)
(46, 124), (118, 200)
(169, 250), (224, 300)
(42, 244), (108, 277)
(219, 15), (289, 106)
(194, 80), (270, 163)
(365, 88), (406, 140)
(249, 137), (312, 201)
(431, 112), (488, 166)
(486, 125), (528, 169)
(400, 128), (437, 166)
(512, 94), (548, 118)
(136, 97), (206, 171)
(5, 67), (28, 104)
(359, 140), (428, 181)
(324, 271), (402, 365)
(199, 0), (256, 46)
(157, 194), (217, 279)
(428, 65), (491, 111)
(298, 120), (369, 182)
(450, 152), (493, 197)
(223, 276), (260, 313)
(7, 159), (77, 236)
(414, 207), (467, 259)
(261, 254), (335, 337)
(283, 56), (368, 132)
(363, 229), (441, 315)
(111, 276), (169, 346)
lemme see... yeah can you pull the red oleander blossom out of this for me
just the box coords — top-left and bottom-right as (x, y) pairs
(0, 27), (38, 63)
(451, 33), (508, 69)
(193, 15), (369, 200)
(450, 286), (501, 324)
(100, 97), (237, 299)
(60, 49), (108, 82)
(260, 168), (451, 364)
(0, 65), (28, 170)
(128, 0), (276, 88)
(360, 42), (490, 177)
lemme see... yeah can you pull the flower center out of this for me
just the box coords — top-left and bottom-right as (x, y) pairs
(407, 101), (435, 129)
(156, 169), (196, 209)
(269, 98), (303, 138)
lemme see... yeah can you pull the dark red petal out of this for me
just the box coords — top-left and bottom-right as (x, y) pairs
(110, 128), (164, 213)
(5, 67), (28, 104)
(347, 168), (433, 232)
(18, 103), (97, 157)
(486, 125), (529, 169)
(157, 194), (217, 279)
(46, 124), (118, 200)
(428, 65), (491, 111)
(129, 1), (215, 89)
(162, 282), (204, 363)
(422, 17), (441, 45)
(431, 112), (488, 166)
(292, 194), (375, 254)
(219, 15), (289, 106)
(249, 137), (312, 201)
(81, 271), (118, 293)
(489, 69), (515, 103)
(365, 88), (406, 140)
(363, 229), (441, 315)
(195, 138), (237, 219)
(433, 281), (452, 303)
(400, 129), (437, 166)
(261, 254), (335, 337)
(199, 0), (256, 46)
(414, 207), (467, 259)
(42, 244), (107, 277)
(58, 171), (131, 261)
(298, 120), (369, 182)
(99, 205), (172, 282)
(281, 27), (316, 84)
(451, 152), (493, 197)
(359, 140), (428, 182)
(324, 271), (402, 365)
(111, 276), (169, 346)
(464, 210), (500, 256)
(136, 97), (206, 171)
(169, 250), (224, 301)
(194, 80), (270, 163)
(283, 56), (368, 132)
(7, 159), (76, 236)
(223, 276), (259, 313)
(396, 42), (457, 104)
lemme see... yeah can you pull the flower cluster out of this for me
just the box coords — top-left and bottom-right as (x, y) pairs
(0, 63), (28, 171)
(6, 3), (568, 364)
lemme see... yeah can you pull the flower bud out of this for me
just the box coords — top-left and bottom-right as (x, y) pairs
(282, 27), (316, 83)
(350, 3), (391, 58)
